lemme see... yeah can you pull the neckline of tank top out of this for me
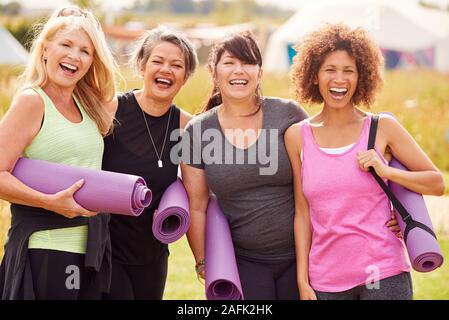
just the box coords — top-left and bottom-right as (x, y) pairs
(38, 87), (85, 125)
(306, 116), (370, 157)
(212, 99), (266, 151)
(320, 143), (356, 154)
(129, 90), (175, 119)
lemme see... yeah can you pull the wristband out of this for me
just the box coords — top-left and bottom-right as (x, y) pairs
(195, 259), (205, 274)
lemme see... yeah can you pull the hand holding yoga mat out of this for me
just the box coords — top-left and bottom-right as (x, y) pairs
(153, 178), (190, 244)
(12, 157), (152, 216)
(205, 196), (244, 300)
(368, 115), (443, 272)
(389, 159), (444, 272)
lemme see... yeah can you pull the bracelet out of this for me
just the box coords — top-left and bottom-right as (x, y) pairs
(195, 259), (205, 274)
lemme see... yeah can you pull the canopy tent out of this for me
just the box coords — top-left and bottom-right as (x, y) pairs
(264, 0), (449, 72)
(0, 26), (29, 65)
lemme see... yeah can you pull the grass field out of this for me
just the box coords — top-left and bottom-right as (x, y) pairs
(0, 65), (448, 299)
(164, 235), (449, 300)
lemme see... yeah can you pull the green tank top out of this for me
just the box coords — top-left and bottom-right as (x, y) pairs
(26, 87), (104, 254)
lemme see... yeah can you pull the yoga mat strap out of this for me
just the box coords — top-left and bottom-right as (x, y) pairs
(404, 220), (437, 243)
(367, 115), (437, 243)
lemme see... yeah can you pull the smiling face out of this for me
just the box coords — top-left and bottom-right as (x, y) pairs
(43, 27), (94, 89)
(316, 50), (358, 109)
(140, 41), (187, 103)
(214, 50), (262, 103)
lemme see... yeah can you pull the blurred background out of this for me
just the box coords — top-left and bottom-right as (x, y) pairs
(1, 0), (449, 300)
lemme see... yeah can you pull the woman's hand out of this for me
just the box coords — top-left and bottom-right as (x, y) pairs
(299, 282), (317, 300)
(387, 212), (403, 239)
(195, 259), (206, 280)
(357, 149), (391, 178)
(44, 179), (98, 218)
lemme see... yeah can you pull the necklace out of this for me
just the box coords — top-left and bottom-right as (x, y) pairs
(141, 105), (172, 168)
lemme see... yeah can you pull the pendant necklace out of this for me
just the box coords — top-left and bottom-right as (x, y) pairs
(141, 105), (172, 168)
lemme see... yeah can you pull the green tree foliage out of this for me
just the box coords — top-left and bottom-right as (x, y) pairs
(69, 0), (100, 10)
(3, 17), (35, 50)
(0, 1), (22, 16)
(131, 0), (291, 20)
(170, 0), (195, 14)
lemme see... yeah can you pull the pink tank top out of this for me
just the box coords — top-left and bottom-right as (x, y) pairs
(300, 116), (410, 292)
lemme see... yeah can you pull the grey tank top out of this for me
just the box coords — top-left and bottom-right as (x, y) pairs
(183, 97), (308, 261)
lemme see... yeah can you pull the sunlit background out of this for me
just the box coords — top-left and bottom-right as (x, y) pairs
(1, 0), (449, 300)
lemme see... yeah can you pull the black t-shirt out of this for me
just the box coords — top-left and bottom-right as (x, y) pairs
(102, 91), (181, 265)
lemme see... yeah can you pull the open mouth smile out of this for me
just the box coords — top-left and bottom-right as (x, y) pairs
(60, 62), (78, 75)
(229, 79), (248, 86)
(155, 77), (173, 88)
(329, 87), (348, 99)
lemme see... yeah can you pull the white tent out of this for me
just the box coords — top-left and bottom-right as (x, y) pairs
(264, 0), (449, 72)
(0, 26), (29, 65)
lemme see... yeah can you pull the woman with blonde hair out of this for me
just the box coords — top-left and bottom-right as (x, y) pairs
(0, 5), (118, 299)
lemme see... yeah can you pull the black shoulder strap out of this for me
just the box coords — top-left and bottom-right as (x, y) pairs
(368, 115), (436, 243)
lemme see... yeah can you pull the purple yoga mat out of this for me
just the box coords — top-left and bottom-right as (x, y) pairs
(389, 158), (444, 272)
(12, 157), (152, 216)
(205, 196), (243, 300)
(153, 178), (190, 244)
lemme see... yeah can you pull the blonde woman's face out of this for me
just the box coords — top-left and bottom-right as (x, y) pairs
(43, 28), (94, 89)
(316, 50), (358, 109)
(140, 41), (187, 103)
(214, 51), (262, 103)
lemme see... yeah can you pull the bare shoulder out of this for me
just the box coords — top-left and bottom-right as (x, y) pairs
(377, 113), (403, 136)
(4, 89), (45, 125)
(179, 108), (193, 129)
(12, 88), (44, 112)
(285, 122), (303, 148)
(103, 95), (119, 115)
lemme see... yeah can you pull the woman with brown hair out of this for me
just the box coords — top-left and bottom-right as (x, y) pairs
(181, 31), (308, 299)
(285, 23), (444, 300)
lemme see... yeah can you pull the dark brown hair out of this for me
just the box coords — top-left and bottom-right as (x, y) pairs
(202, 31), (263, 113)
(291, 23), (384, 107)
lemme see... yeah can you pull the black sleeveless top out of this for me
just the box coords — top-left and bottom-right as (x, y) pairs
(102, 91), (181, 265)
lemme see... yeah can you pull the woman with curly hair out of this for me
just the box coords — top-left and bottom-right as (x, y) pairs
(285, 23), (445, 300)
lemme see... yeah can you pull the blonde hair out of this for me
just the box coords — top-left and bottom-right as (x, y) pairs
(130, 25), (198, 79)
(20, 5), (118, 135)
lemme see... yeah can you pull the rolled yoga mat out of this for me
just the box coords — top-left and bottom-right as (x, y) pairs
(153, 178), (190, 244)
(12, 157), (152, 216)
(205, 195), (244, 300)
(389, 158), (444, 272)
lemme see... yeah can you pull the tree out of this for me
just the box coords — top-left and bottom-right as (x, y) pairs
(195, 0), (215, 14)
(145, 0), (170, 12)
(0, 2), (22, 16)
(69, 0), (100, 10)
(170, 0), (194, 14)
